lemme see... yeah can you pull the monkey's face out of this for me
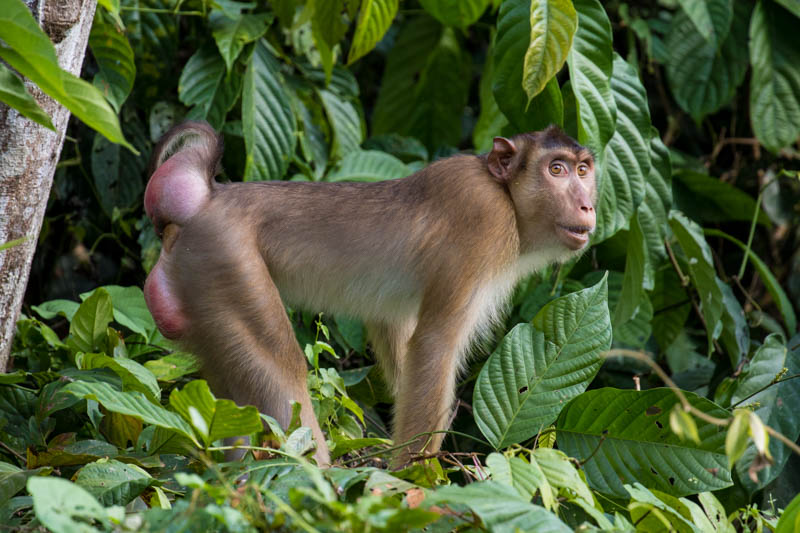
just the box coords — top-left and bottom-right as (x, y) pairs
(510, 147), (597, 253)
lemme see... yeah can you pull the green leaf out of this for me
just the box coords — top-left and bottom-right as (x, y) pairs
(347, 0), (398, 64)
(211, 12), (271, 72)
(705, 229), (797, 334)
(717, 280), (749, 366)
(90, 133), (145, 217)
(0, 0), (65, 95)
(729, 334), (800, 493)
(523, 0), (576, 103)
(532, 447), (594, 504)
(144, 352), (201, 381)
(567, 0), (616, 152)
(326, 150), (411, 182)
(776, 491), (800, 533)
(473, 33), (510, 152)
(486, 452), (554, 508)
(372, 16), (440, 136)
(28, 477), (112, 533)
(318, 89), (363, 159)
(62, 380), (199, 446)
(666, 1), (749, 122)
(593, 54), (650, 243)
(674, 170), (770, 226)
(557, 388), (732, 498)
(75, 459), (152, 506)
(76, 352), (160, 402)
(179, 43), (242, 130)
(749, 0), (800, 152)
(89, 9), (135, 113)
(169, 380), (263, 448)
(418, 0), (490, 29)
(668, 211), (724, 357)
(82, 285), (157, 340)
(473, 275), (610, 449)
(676, 0), (733, 47)
(243, 41), (296, 181)
(493, 0), (564, 131)
(0, 63), (54, 129)
(626, 483), (709, 533)
(638, 132), (673, 266)
(313, 0), (348, 47)
(426, 481), (571, 532)
(32, 299), (79, 321)
(69, 288), (113, 353)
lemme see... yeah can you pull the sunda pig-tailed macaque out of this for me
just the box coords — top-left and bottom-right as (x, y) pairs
(143, 121), (596, 466)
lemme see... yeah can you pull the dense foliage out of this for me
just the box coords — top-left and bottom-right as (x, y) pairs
(2, 0), (800, 530)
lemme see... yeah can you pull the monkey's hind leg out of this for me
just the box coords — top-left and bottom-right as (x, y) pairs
(172, 221), (330, 466)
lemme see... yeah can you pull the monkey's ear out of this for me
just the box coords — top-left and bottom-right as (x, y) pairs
(487, 137), (517, 182)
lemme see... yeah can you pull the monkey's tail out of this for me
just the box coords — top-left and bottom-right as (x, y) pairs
(148, 121), (224, 184)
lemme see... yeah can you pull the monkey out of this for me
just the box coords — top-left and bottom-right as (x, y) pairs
(142, 121), (596, 467)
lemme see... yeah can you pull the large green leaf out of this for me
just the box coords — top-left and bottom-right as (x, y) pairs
(566, 0), (616, 153)
(372, 16), (440, 136)
(493, 0), (563, 132)
(486, 452), (553, 506)
(473, 276), (610, 449)
(318, 89), (363, 159)
(90, 132), (146, 217)
(730, 334), (800, 494)
(243, 41), (296, 181)
(326, 150), (411, 182)
(669, 211), (725, 357)
(473, 34), (510, 152)
(557, 388), (732, 498)
(62, 381), (199, 446)
(372, 19), (470, 150)
(0, 63), (54, 129)
(80, 285), (157, 341)
(749, 0), (800, 152)
(673, 170), (769, 227)
(593, 55), (650, 243)
(313, 0), (348, 47)
(666, 1), (749, 121)
(0, 0), (134, 151)
(523, 0), (576, 103)
(347, 0), (398, 64)
(425, 481), (571, 533)
(76, 352), (160, 402)
(419, 0), (490, 28)
(75, 459), (153, 507)
(0, 0), (65, 95)
(675, 0), (733, 47)
(69, 288), (113, 354)
(28, 477), (113, 533)
(180, 43), (242, 129)
(211, 12), (271, 72)
(89, 9), (136, 113)
(636, 132), (673, 275)
(169, 380), (263, 448)
(705, 229), (797, 335)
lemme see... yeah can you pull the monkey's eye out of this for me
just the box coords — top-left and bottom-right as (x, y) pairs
(549, 162), (566, 176)
(577, 163), (590, 177)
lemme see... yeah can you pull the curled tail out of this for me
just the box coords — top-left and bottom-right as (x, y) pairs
(144, 121), (224, 234)
(143, 121), (224, 339)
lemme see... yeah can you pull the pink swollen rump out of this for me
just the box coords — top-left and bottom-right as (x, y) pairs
(144, 259), (187, 339)
(144, 152), (209, 230)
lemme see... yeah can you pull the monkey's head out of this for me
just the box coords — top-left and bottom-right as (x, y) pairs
(487, 126), (597, 255)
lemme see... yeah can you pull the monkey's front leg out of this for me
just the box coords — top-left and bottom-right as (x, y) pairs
(391, 287), (484, 466)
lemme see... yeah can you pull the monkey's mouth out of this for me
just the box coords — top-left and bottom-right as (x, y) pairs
(557, 224), (593, 249)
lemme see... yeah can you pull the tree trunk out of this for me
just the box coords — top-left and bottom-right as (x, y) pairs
(0, 0), (97, 369)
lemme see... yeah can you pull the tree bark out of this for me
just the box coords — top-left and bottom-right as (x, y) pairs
(0, 0), (98, 369)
